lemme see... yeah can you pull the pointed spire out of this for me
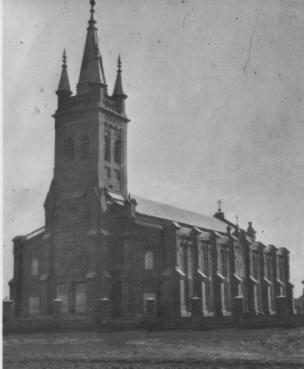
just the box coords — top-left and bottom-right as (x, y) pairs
(57, 49), (72, 95)
(113, 55), (126, 97)
(77, 0), (106, 94)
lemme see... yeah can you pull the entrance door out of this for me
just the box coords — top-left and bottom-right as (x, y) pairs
(56, 283), (69, 313)
(75, 283), (87, 314)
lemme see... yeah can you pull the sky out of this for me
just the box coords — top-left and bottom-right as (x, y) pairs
(3, 0), (304, 297)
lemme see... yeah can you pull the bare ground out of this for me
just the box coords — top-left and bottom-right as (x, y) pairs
(3, 327), (304, 368)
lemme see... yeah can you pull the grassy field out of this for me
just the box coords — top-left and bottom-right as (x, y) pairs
(3, 327), (304, 368)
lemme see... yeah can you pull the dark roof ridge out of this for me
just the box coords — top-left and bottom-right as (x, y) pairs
(132, 194), (213, 218)
(131, 194), (227, 233)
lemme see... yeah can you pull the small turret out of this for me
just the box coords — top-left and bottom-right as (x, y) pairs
(112, 55), (127, 114)
(56, 49), (72, 108)
(247, 221), (256, 241)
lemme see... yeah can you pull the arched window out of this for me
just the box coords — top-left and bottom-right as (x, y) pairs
(81, 135), (89, 160)
(114, 139), (121, 164)
(104, 131), (110, 161)
(64, 137), (74, 161)
(144, 251), (154, 270)
(31, 258), (39, 276)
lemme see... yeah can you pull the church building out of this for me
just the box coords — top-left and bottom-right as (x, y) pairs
(9, 1), (294, 323)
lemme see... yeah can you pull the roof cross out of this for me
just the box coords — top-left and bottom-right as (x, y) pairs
(89, 0), (96, 26)
(217, 199), (223, 212)
(118, 54), (122, 71)
(62, 49), (67, 67)
(90, 0), (96, 15)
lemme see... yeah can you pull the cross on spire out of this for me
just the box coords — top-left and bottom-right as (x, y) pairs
(89, 0), (96, 26)
(118, 54), (122, 71)
(217, 199), (223, 212)
(90, 0), (95, 16)
(62, 49), (67, 67)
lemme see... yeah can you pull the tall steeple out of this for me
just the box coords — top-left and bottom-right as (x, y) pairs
(56, 49), (72, 107)
(77, 0), (106, 94)
(112, 55), (127, 114)
(51, 0), (129, 205)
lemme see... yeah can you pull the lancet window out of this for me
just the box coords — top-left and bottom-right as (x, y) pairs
(144, 251), (154, 270)
(199, 244), (213, 314)
(114, 138), (121, 164)
(81, 135), (89, 160)
(104, 131), (111, 161)
(64, 137), (74, 161)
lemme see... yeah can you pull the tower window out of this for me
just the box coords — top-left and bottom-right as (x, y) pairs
(81, 135), (89, 160)
(114, 139), (121, 164)
(144, 251), (154, 270)
(104, 131), (110, 161)
(64, 137), (74, 161)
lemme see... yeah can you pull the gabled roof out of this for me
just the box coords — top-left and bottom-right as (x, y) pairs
(133, 195), (227, 233)
(25, 227), (45, 240)
(14, 227), (45, 243)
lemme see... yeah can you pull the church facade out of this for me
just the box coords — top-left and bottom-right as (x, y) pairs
(10, 1), (294, 322)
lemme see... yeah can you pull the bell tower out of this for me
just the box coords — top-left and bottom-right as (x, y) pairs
(41, 0), (130, 311)
(46, 0), (129, 222)
(44, 0), (129, 276)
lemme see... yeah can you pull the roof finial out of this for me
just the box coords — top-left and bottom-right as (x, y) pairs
(118, 54), (122, 71)
(217, 199), (222, 212)
(57, 49), (72, 95)
(62, 49), (67, 68)
(235, 214), (239, 226)
(89, 0), (96, 26)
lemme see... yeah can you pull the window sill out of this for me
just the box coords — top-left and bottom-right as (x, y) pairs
(197, 269), (208, 279)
